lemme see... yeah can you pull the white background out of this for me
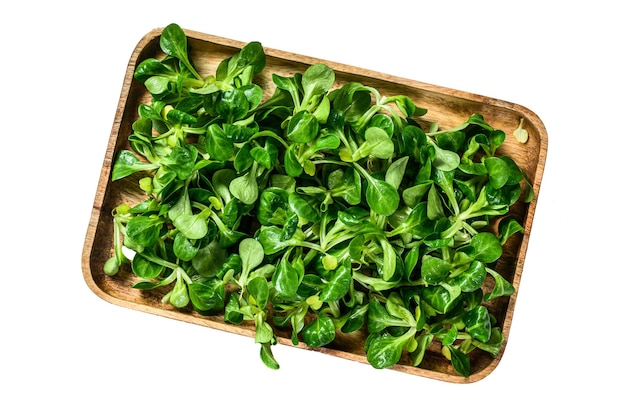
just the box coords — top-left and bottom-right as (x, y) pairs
(2, 1), (624, 415)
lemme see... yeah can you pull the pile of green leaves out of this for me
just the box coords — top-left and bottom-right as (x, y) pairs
(105, 23), (533, 377)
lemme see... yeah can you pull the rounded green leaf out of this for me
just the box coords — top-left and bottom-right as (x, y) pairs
(160, 23), (188, 60)
(353, 126), (394, 161)
(365, 333), (404, 369)
(207, 124), (234, 162)
(319, 262), (351, 302)
(125, 216), (163, 247)
(188, 278), (225, 315)
(241, 84), (264, 110)
(250, 146), (272, 170)
(302, 315), (336, 348)
(173, 232), (199, 261)
(272, 258), (301, 298)
(239, 238), (265, 272)
(257, 226), (289, 255)
(288, 193), (320, 223)
(470, 232), (503, 263)
(131, 252), (164, 279)
(260, 343), (280, 370)
(485, 157), (510, 189)
(287, 110), (319, 143)
(172, 213), (208, 240)
(454, 260), (486, 292)
(431, 143), (460, 171)
(229, 170), (259, 205)
(192, 240), (228, 278)
(421, 255), (452, 285)
(365, 176), (400, 216)
(145, 76), (171, 95)
(447, 345), (471, 378)
(284, 145), (303, 177)
(258, 188), (289, 225)
(462, 305), (492, 343)
(247, 275), (269, 309)
(302, 63), (335, 99)
(216, 88), (250, 122)
(421, 285), (458, 314)
(168, 275), (190, 309)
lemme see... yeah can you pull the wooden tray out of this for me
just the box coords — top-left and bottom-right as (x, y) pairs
(81, 26), (548, 383)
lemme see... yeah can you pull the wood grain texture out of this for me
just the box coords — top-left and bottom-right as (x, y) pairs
(81, 27), (548, 383)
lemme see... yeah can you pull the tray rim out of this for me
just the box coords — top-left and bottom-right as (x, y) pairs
(81, 26), (548, 384)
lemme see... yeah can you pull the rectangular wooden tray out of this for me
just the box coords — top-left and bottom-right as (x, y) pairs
(81, 26), (547, 383)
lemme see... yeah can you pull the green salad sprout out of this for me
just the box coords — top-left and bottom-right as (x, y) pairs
(105, 23), (534, 377)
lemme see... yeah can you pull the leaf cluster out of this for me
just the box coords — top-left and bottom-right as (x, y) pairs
(105, 23), (533, 377)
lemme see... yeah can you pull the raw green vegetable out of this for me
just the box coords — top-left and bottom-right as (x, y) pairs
(105, 23), (534, 377)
